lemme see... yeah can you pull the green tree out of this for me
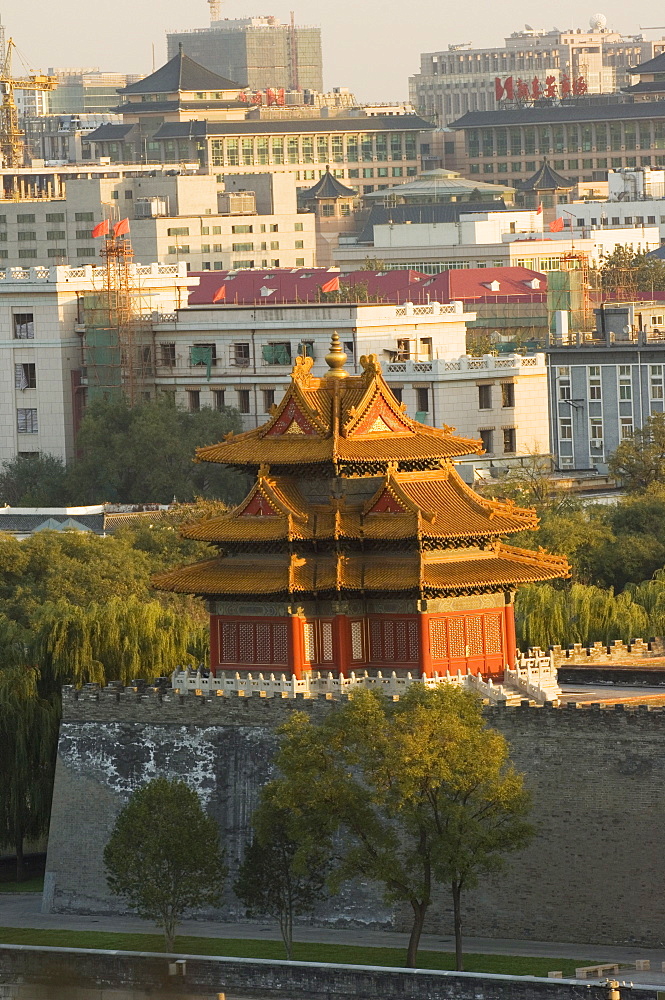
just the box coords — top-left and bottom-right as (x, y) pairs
(609, 413), (665, 492)
(595, 246), (665, 297)
(104, 777), (226, 951)
(0, 649), (59, 880)
(70, 397), (246, 505)
(0, 454), (72, 507)
(269, 686), (533, 969)
(234, 795), (331, 958)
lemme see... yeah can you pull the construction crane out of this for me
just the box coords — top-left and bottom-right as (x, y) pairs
(0, 38), (56, 168)
(208, 0), (222, 23)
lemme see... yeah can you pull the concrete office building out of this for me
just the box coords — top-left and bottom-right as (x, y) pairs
(0, 262), (191, 466)
(334, 207), (659, 274)
(411, 21), (665, 126)
(167, 16), (323, 93)
(0, 171), (316, 271)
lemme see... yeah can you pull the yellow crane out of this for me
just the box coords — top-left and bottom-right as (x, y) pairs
(0, 38), (56, 168)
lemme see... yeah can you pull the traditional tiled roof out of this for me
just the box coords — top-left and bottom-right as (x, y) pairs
(519, 159), (574, 192)
(302, 166), (358, 200)
(195, 343), (483, 472)
(120, 50), (242, 95)
(152, 542), (569, 598)
(629, 52), (665, 76)
(180, 467), (538, 545)
(449, 101), (665, 129)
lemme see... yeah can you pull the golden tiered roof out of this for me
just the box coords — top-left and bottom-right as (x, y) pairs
(178, 466), (538, 546)
(196, 337), (483, 473)
(153, 544), (569, 599)
(153, 336), (570, 600)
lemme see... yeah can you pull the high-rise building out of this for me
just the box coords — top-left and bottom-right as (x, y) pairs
(410, 19), (665, 126)
(167, 16), (323, 93)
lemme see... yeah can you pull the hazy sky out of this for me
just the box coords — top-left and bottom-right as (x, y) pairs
(7, 0), (665, 102)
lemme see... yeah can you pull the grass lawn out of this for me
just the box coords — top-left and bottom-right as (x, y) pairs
(0, 927), (592, 977)
(0, 879), (44, 894)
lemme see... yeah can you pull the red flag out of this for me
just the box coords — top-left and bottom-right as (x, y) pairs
(321, 276), (340, 293)
(91, 219), (110, 238)
(549, 217), (564, 232)
(113, 218), (130, 237)
(212, 284), (226, 303)
(536, 204), (543, 215)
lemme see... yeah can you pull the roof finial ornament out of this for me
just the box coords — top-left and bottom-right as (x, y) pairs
(325, 331), (348, 379)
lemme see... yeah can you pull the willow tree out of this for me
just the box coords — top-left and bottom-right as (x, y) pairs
(0, 621), (59, 880)
(515, 583), (650, 649)
(35, 595), (206, 688)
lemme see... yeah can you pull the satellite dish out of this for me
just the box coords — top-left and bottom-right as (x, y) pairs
(623, 325), (631, 334)
(590, 12), (607, 31)
(525, 23), (534, 30)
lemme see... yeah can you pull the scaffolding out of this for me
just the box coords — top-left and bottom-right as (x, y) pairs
(546, 252), (593, 335)
(82, 237), (154, 405)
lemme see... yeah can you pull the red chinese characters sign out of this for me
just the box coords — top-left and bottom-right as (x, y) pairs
(495, 75), (587, 101)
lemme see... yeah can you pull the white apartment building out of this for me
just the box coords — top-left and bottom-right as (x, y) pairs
(411, 22), (665, 125)
(334, 208), (660, 273)
(148, 301), (549, 460)
(0, 171), (316, 272)
(0, 262), (192, 465)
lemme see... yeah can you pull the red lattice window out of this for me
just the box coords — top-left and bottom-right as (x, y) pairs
(220, 621), (289, 665)
(447, 618), (466, 658)
(368, 617), (418, 663)
(351, 620), (364, 661)
(484, 615), (502, 654)
(430, 620), (448, 659)
(302, 619), (335, 664)
(466, 617), (484, 656)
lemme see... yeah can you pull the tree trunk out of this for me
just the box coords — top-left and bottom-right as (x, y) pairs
(279, 906), (292, 961)
(14, 828), (25, 883)
(451, 880), (463, 971)
(405, 900), (428, 968)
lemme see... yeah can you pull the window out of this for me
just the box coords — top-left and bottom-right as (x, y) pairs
(234, 260), (254, 269)
(237, 389), (250, 413)
(201, 244), (210, 253)
(77, 248), (96, 257)
(415, 386), (429, 413)
(47, 248), (67, 258)
(478, 384), (492, 409)
(589, 366), (601, 400)
(17, 408), (38, 433)
(590, 418), (603, 447)
(14, 363), (36, 389)
(271, 259), (280, 267)
(232, 243), (253, 252)
(190, 342), (217, 368)
(76, 230), (93, 240)
(232, 225), (253, 234)
(619, 367), (632, 400)
(298, 341), (315, 358)
(233, 343), (250, 366)
(479, 429), (493, 453)
(262, 342), (291, 365)
(75, 212), (94, 222)
(270, 241), (279, 250)
(17, 213), (35, 223)
(391, 386), (403, 403)
(270, 224), (279, 233)
(294, 222), (304, 231)
(560, 418), (572, 440)
(167, 246), (190, 255)
(295, 257), (305, 266)
(503, 427), (516, 453)
(262, 388), (275, 411)
(46, 231), (65, 241)
(620, 417), (634, 439)
(13, 313), (34, 339)
(187, 390), (200, 412)
(159, 342), (176, 366)
(321, 204), (335, 216)
(167, 227), (190, 237)
(46, 212), (65, 222)
(213, 389), (225, 412)
(501, 382), (515, 408)
(18, 232), (36, 241)
(295, 240), (304, 250)
(650, 365), (663, 399)
(201, 226), (209, 235)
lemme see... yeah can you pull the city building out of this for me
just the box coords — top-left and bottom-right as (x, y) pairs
(0, 171), (316, 271)
(555, 166), (665, 241)
(334, 206), (659, 273)
(362, 167), (515, 205)
(82, 50), (430, 194)
(410, 20), (665, 126)
(24, 114), (123, 164)
(47, 70), (144, 115)
(0, 504), (168, 539)
(167, 15), (323, 93)
(153, 338), (567, 680)
(448, 98), (665, 190)
(0, 261), (192, 466)
(547, 310), (665, 470)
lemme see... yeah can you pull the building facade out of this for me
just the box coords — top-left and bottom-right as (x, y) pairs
(0, 262), (192, 466)
(167, 16), (323, 93)
(411, 23), (665, 126)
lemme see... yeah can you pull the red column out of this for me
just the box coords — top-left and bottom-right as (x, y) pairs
(288, 615), (304, 680)
(209, 615), (220, 676)
(418, 613), (432, 678)
(333, 614), (351, 676)
(504, 603), (517, 671)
